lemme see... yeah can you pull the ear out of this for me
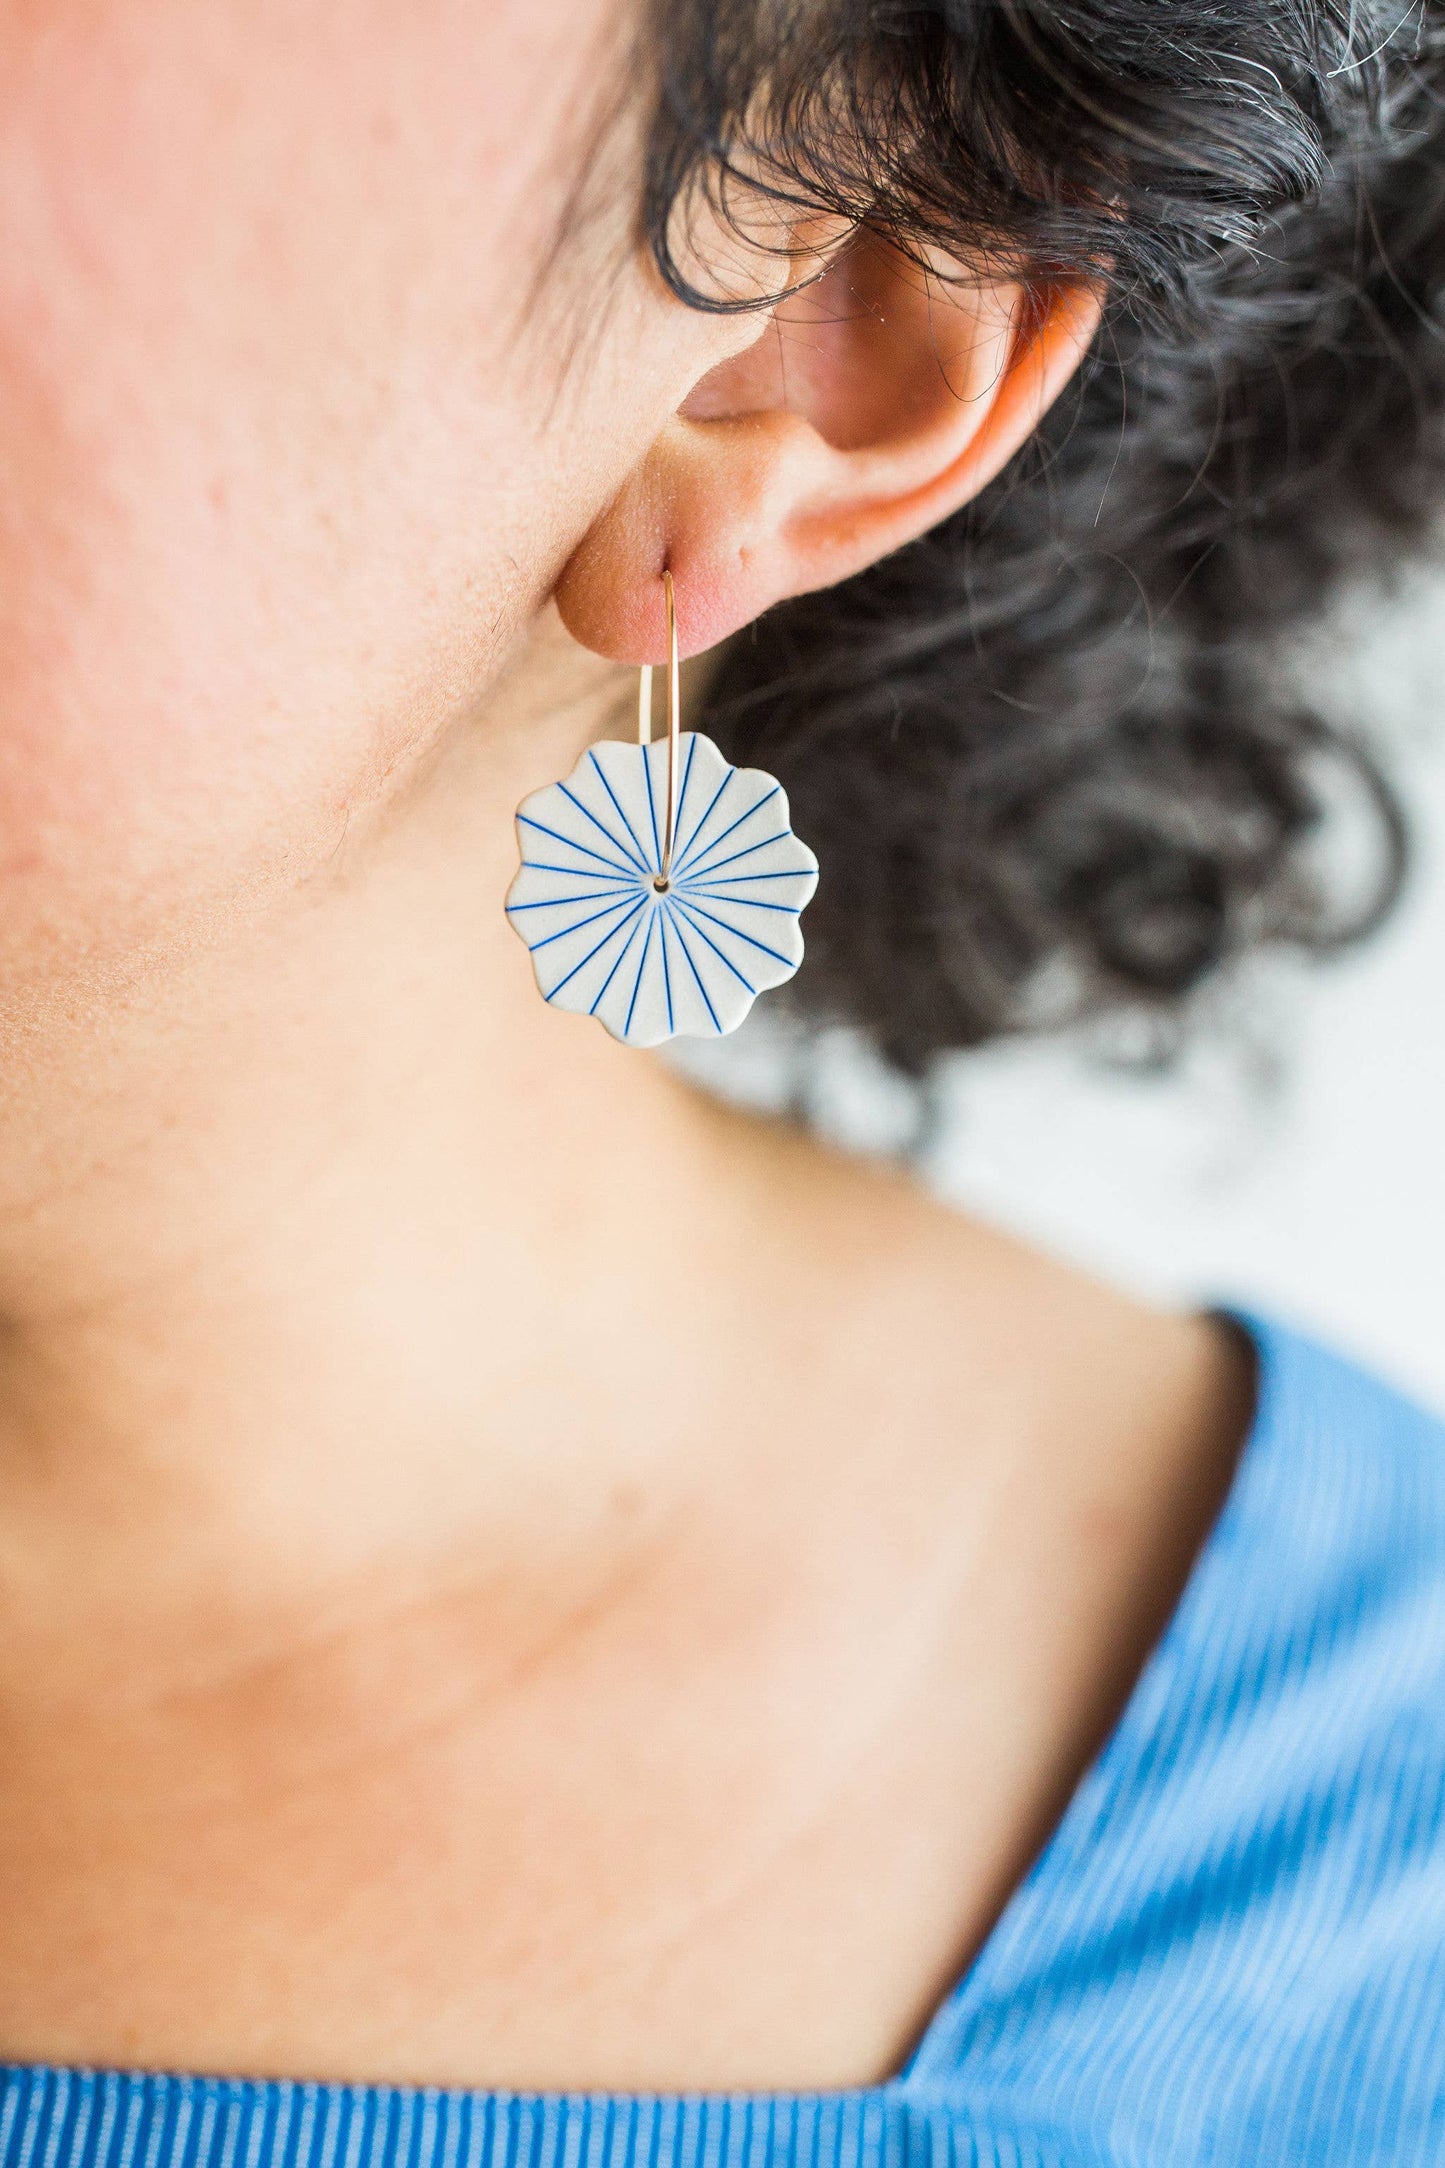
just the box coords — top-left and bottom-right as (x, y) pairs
(555, 234), (1102, 662)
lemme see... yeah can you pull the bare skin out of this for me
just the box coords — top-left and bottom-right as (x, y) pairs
(0, 0), (1251, 2098)
(0, 616), (1251, 2091)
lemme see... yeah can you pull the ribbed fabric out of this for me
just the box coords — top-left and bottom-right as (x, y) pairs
(5, 1315), (1445, 2167)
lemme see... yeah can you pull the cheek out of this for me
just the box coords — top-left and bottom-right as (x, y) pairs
(0, 0), (664, 987)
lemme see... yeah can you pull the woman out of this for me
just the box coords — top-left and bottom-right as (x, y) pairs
(0, 1), (1442, 2162)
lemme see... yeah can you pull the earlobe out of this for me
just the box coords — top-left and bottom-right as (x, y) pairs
(556, 243), (1102, 665)
(552, 404), (830, 661)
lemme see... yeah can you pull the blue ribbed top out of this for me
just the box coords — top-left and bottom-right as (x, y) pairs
(4, 1315), (1445, 2166)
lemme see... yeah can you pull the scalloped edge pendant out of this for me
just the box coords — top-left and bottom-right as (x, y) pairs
(505, 730), (819, 1048)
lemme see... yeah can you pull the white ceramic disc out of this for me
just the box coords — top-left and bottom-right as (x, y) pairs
(505, 730), (819, 1047)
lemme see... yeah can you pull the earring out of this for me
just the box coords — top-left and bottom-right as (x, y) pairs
(506, 573), (818, 1048)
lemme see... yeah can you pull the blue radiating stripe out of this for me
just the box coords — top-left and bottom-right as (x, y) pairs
(676, 831), (791, 884)
(588, 914), (645, 1018)
(517, 817), (636, 880)
(670, 910), (721, 1031)
(673, 897), (795, 969)
(685, 869), (813, 885)
(508, 888), (637, 913)
(587, 753), (653, 875)
(520, 863), (638, 884)
(683, 890), (800, 916)
(669, 901), (754, 994)
(672, 738), (698, 852)
(543, 896), (646, 1000)
(525, 895), (640, 954)
(670, 768), (732, 872)
(672, 788), (780, 882)
(658, 909), (674, 1034)
(558, 783), (648, 875)
(624, 909), (657, 1038)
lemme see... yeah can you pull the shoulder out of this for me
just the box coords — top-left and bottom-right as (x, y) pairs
(905, 1317), (1445, 2165)
(1241, 1313), (1445, 1561)
(1185, 1317), (1445, 1736)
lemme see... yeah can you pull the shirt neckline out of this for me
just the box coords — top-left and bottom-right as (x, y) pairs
(2, 1312), (1288, 2114)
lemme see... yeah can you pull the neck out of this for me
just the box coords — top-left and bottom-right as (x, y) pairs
(0, 611), (820, 1630)
(0, 605), (1224, 1726)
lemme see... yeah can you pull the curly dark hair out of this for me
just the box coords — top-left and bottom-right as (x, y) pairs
(643, 0), (1445, 1071)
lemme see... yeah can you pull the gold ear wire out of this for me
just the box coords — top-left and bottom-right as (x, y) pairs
(636, 571), (681, 883)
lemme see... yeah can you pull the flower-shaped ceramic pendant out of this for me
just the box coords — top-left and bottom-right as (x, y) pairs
(506, 730), (818, 1048)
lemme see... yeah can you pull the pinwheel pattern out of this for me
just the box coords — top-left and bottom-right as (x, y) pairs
(506, 730), (819, 1047)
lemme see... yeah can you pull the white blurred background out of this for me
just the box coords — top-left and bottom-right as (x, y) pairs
(680, 566), (1445, 1415)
